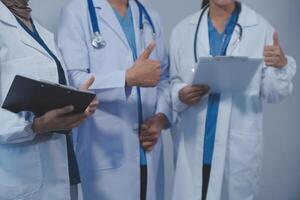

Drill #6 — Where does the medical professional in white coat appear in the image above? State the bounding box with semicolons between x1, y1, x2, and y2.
170;0;297;200
0;0;98;199
57;0;171;199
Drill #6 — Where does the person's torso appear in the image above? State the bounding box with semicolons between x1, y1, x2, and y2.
171;4;271;200
0;3;70;199
64;1;166;199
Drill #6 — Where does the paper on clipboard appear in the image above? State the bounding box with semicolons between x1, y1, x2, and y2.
192;56;263;94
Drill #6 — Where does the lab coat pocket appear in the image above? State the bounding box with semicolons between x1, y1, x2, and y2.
227;130;263;197
86;116;124;171
230;95;263;135
0;144;42;200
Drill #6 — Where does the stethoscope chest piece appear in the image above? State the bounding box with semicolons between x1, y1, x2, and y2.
92;32;106;49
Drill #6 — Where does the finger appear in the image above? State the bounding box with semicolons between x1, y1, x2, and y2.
85;107;96;116
63;113;87;125
185;92;202;100
273;32;279;46
263;51;274;57
88;105;98;111
140;135;157;142
193;84;210;90
190;86;210;93
145;147;154;152
55;105;74;116
264;46;275;52
139;42;156;60
265;59;275;66
264;57;276;63
89;100;99;107
70;118;86;129
186;89;208;99
265;62;275;67
142;141;155;151
80;75;95;91
189;97;201;105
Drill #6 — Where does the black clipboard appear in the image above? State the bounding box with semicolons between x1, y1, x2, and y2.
2;75;96;117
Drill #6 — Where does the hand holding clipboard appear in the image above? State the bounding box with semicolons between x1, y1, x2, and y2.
2;75;99;134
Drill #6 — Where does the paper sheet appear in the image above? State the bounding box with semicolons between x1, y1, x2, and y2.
192;56;263;94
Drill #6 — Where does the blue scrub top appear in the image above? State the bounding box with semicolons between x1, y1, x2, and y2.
203;8;239;165
113;7;147;166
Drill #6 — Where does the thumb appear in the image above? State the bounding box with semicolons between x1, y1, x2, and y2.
273;32;280;46
139;42;156;60
80;75;95;91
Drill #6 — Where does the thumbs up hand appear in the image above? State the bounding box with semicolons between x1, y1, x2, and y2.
126;42;161;87
263;32;288;68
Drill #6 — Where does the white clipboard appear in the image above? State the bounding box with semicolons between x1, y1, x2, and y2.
192;56;263;94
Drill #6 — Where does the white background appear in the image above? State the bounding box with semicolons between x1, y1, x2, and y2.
30;0;300;199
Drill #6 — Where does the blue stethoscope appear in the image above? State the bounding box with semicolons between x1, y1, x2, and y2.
194;2;243;62
87;0;156;49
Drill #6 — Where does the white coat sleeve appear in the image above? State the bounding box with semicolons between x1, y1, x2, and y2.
0;46;37;144
169;30;189;116
261;27;297;104
0;64;36;144
57;7;127;102
153;13;172;124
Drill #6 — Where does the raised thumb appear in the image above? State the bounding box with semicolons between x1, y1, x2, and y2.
139;42;156;60
273;32;280;46
80;75;95;91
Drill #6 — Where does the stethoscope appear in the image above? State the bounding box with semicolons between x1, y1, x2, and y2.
87;0;156;49
194;2;243;63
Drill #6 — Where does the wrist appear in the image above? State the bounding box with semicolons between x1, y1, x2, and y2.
126;67;136;87
279;56;288;69
32;117;47;134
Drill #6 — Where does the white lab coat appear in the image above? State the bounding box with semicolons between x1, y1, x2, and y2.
57;0;171;200
170;3;296;200
0;2;71;200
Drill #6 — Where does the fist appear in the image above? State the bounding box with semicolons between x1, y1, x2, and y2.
179;85;209;106
140;113;168;151
264;32;287;68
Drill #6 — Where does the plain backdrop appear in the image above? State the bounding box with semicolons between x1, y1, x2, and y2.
29;0;300;199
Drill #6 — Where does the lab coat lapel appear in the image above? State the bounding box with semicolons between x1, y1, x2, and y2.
227;4;259;56
94;0;130;50
0;2;18;28
226;27;241;56
34;21;57;57
18;22;54;60
0;2;52;59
